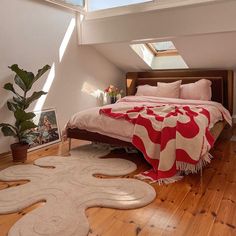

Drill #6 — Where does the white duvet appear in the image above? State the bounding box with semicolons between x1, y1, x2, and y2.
63;96;231;142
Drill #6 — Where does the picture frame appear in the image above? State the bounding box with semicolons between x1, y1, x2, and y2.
28;108;61;151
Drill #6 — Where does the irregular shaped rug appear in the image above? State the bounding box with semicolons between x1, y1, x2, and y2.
0;145;156;236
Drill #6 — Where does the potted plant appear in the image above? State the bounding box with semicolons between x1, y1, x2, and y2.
0;64;51;162
104;85;123;104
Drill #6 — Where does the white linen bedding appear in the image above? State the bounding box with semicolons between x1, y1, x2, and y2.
63;96;231;142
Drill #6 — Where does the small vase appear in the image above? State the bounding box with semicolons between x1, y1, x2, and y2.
110;96;117;104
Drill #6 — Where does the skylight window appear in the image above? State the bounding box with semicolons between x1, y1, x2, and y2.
88;0;152;12
131;41;188;69
146;41;178;56
63;0;84;7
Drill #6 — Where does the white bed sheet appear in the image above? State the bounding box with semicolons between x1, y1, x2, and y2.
64;96;231;142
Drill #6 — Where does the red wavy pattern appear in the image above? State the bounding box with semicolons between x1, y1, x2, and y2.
100;105;214;182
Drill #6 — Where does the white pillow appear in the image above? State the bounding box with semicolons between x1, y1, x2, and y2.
180;79;212;100
156;80;182;98
135;85;158;96
135;80;182;98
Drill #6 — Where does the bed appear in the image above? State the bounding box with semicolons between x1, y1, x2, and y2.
66;69;234;147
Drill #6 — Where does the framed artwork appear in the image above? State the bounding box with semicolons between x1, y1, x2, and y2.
28;108;61;151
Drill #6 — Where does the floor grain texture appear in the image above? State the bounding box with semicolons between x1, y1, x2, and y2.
0;137;235;236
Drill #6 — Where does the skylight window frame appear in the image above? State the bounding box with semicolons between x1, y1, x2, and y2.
45;0;86;13
44;0;216;20
87;0;154;12
145;43;179;57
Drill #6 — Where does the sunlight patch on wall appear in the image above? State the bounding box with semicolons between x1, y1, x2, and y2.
130;44;153;68
59;18;76;62
80;14;85;22
81;81;105;105
34;63;56;111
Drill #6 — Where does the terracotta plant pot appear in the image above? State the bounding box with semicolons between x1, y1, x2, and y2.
10;143;29;162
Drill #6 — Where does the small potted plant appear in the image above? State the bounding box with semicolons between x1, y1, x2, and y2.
0;64;51;162
104;85;123;104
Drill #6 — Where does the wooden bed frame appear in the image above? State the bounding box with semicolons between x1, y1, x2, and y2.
67;69;234;148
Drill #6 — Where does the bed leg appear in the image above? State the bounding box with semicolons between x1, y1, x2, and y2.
68;138;72;152
200;166;203;193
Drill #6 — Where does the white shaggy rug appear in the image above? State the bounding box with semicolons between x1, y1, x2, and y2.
0;145;156;236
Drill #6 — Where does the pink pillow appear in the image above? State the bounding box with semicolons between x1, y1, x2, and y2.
180;79;212;101
156;80;182;98
136;80;182;98
135;85;157;96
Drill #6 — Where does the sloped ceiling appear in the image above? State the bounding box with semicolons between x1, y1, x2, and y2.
94;42;150;72
87;1;236;114
93;31;236;72
173;31;236;70
86;0;236;72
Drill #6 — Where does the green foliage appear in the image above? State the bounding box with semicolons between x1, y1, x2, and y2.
0;64;51;144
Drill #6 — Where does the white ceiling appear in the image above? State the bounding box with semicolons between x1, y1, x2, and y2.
93;31;236;72
94;42;150;72
174;31;236;70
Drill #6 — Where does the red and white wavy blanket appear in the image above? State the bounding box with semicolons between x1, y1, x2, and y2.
100;97;231;184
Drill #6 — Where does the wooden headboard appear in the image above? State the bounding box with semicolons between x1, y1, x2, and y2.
126;69;234;115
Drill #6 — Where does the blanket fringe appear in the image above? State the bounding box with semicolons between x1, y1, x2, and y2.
135;152;213;185
135;173;183;185
176;152;213;174
156;174;183;185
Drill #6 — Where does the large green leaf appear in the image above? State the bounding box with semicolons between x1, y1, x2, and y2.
14;75;27;92
13;96;25;109
25;91;47;107
4;83;23;100
7;101;19;112
0;123;16;130
14;109;35;123
20;120;37;132
4;83;16;93
9;64;34;92
33;65;51;84
1;126;16;137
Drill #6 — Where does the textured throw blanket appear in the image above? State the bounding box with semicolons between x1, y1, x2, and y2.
100;104;215;184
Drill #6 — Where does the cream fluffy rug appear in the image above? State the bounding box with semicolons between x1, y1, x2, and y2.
0;145;156;236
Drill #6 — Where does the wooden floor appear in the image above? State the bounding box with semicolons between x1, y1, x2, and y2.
0;137;235;236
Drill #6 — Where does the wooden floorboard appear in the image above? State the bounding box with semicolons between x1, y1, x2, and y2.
0;137;235;236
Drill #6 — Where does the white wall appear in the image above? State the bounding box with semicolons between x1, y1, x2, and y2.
0;0;124;154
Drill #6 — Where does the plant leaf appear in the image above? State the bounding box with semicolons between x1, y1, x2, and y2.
1;126;16;137
19;120;37;132
4;82;23;100
7;101;18;112
0;123;16;130
14;109;35;123
9;64;34;92
13;96;25;109
4;83;16;93
25;91;47;106
33;65;51;84
14;75;27;92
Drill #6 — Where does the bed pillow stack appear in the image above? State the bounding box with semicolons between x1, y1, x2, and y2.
135;79;212;101
135;80;181;98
